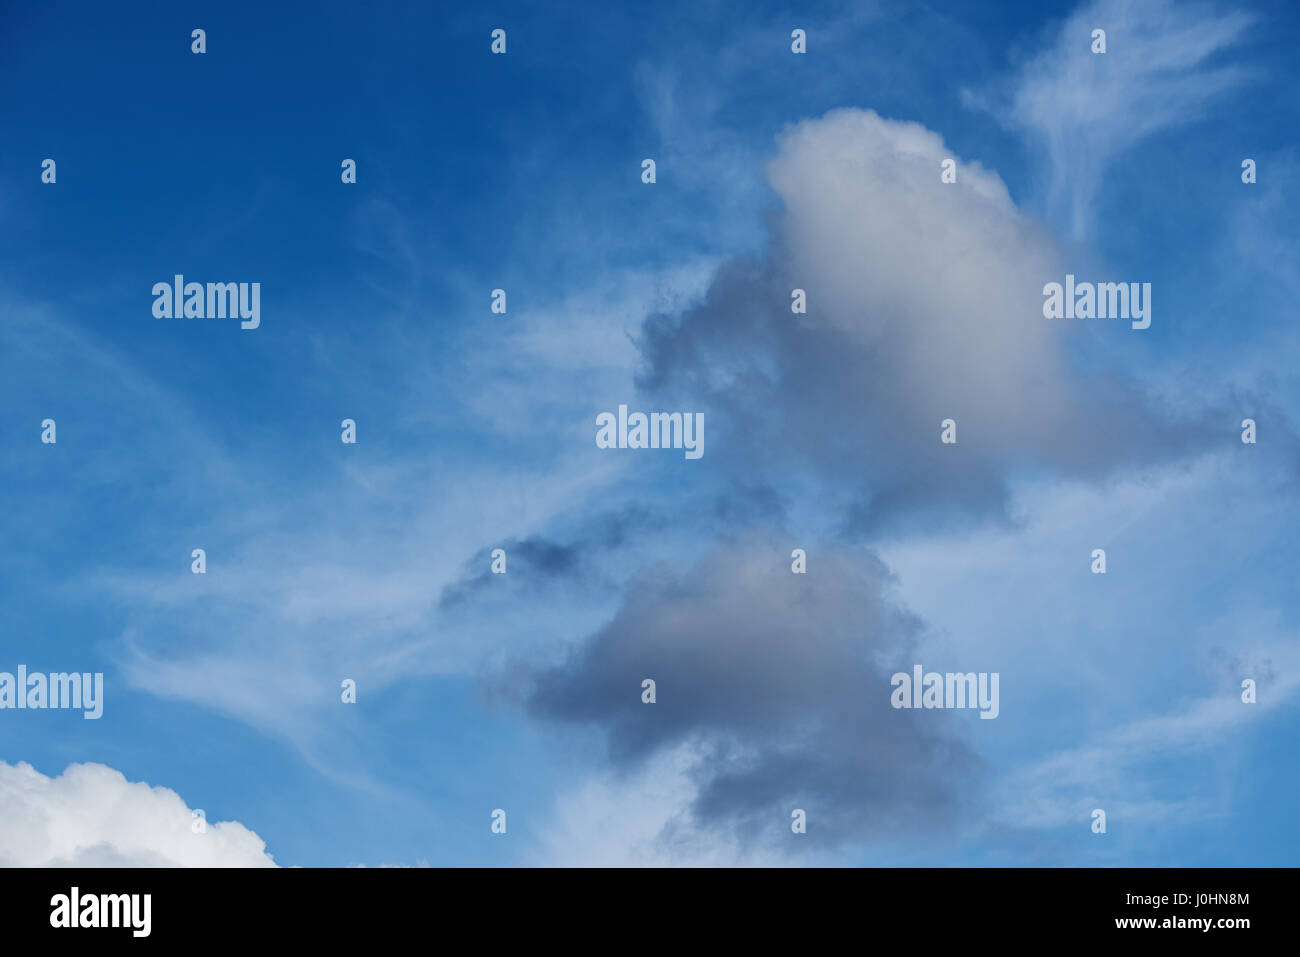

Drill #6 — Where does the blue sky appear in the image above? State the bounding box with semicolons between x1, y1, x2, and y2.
1;0;1298;866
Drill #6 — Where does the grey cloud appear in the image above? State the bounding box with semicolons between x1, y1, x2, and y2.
636;108;1226;536
525;538;982;850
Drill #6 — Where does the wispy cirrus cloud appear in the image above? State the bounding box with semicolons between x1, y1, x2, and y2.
968;0;1255;240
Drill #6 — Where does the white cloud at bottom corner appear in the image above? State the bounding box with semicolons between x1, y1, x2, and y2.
0;760;278;867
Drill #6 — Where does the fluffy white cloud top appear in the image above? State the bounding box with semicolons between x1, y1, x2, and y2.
0;761;277;867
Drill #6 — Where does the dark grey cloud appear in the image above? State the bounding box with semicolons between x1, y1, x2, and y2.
437;538;571;610
524;537;982;849
438;506;663;609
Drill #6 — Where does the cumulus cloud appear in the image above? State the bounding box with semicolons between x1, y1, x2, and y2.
0;761;277;867
638;107;1221;535
523;537;982;850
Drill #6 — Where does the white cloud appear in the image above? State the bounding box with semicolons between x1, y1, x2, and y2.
0;761;277;867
